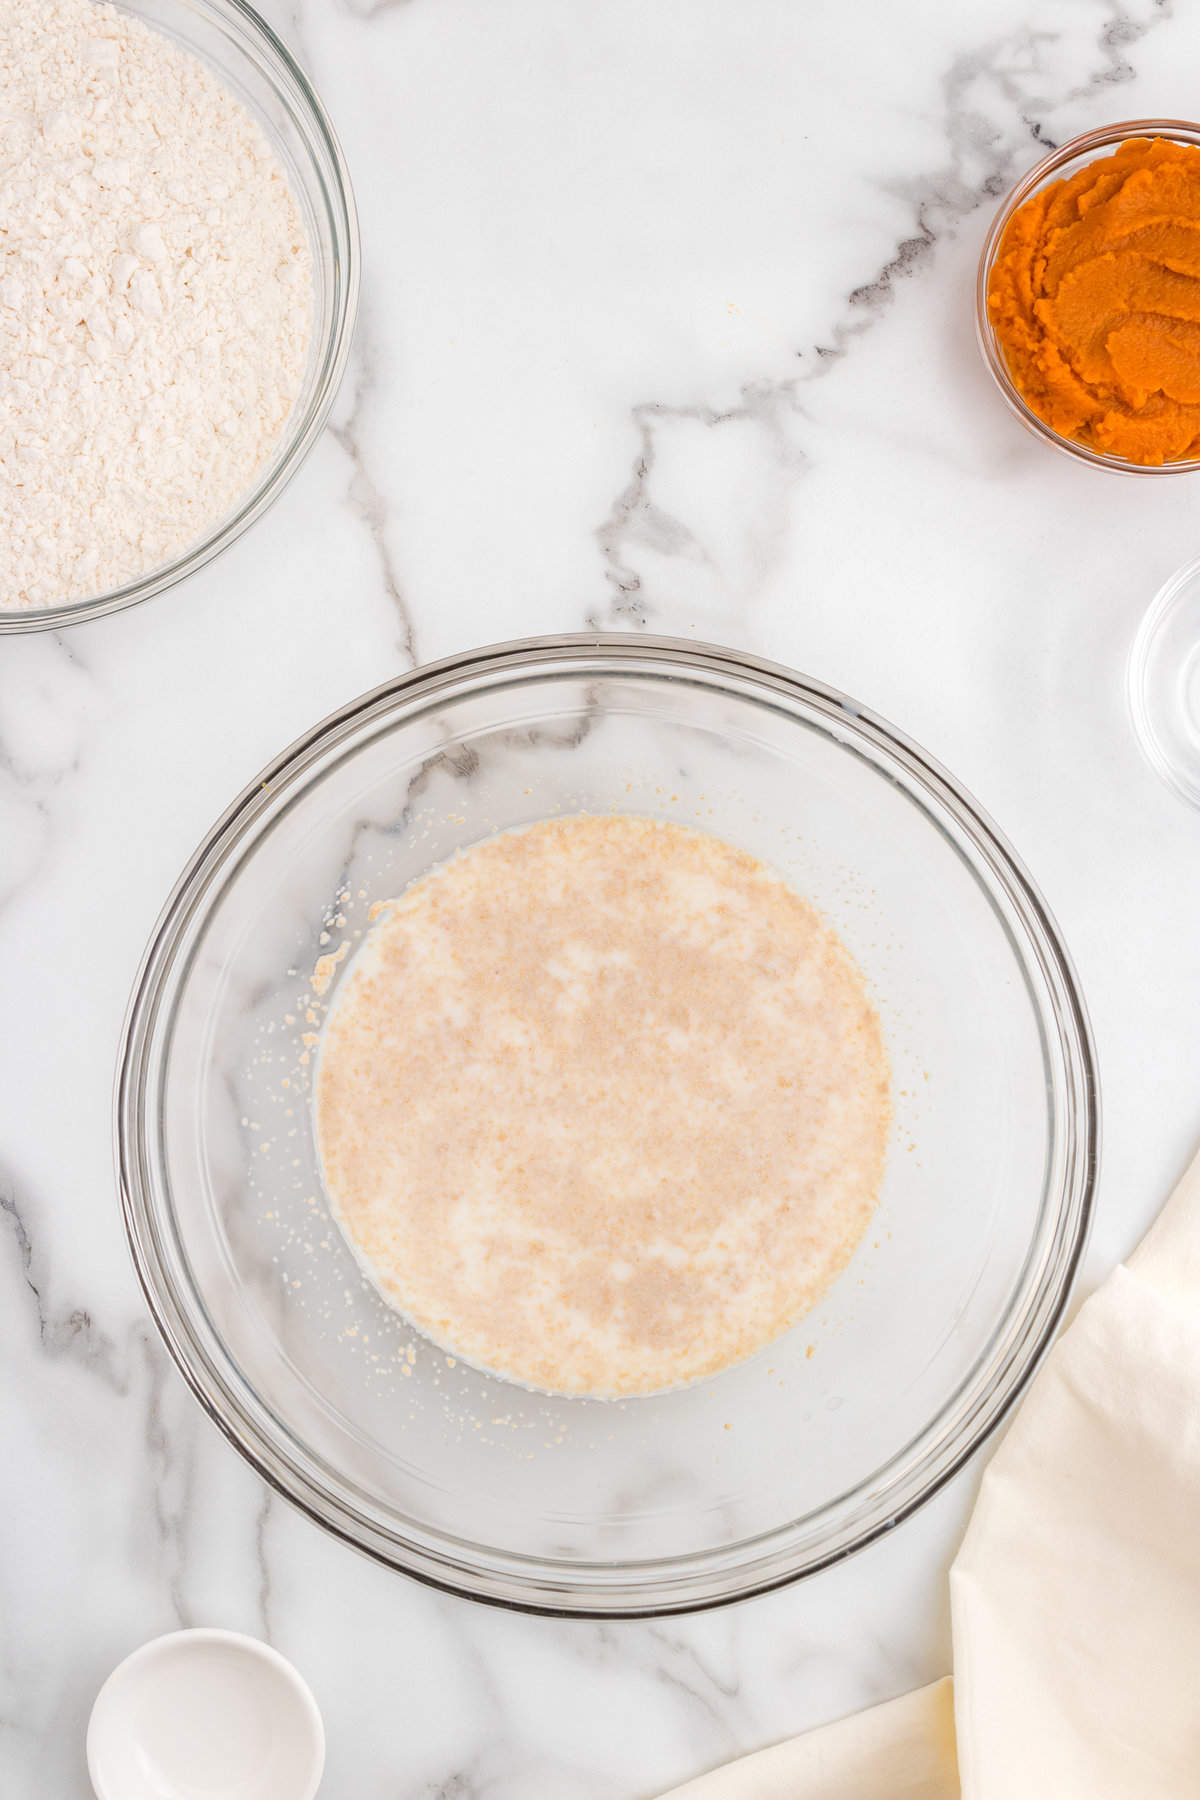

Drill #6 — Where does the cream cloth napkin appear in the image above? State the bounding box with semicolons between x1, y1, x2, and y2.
659;1148;1200;1800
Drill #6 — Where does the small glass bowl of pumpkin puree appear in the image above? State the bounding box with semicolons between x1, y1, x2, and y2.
977;120;1200;472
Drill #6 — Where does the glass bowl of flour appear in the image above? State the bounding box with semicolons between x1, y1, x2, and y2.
117;636;1099;1615
0;0;358;631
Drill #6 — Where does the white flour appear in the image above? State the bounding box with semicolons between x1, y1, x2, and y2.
0;0;313;609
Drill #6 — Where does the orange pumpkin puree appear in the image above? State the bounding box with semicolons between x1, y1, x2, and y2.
987;137;1200;464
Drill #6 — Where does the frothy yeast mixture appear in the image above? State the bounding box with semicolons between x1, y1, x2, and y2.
314;815;891;1398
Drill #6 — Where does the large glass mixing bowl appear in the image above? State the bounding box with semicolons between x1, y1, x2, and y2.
117;636;1098;1615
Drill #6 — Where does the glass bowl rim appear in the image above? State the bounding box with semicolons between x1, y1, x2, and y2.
0;0;360;636
975;117;1200;476
1127;549;1200;807
115;632;1100;1616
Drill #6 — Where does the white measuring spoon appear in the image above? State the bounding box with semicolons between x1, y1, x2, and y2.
87;1628;324;1800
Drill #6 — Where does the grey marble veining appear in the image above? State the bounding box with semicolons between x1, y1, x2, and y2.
3;0;1200;1793
592;0;1174;633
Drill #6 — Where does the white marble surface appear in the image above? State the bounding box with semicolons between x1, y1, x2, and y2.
4;0;1200;1791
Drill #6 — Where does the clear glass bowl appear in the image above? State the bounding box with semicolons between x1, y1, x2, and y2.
976;119;1200;475
117;636;1099;1615
0;0;359;635
1129;553;1200;806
